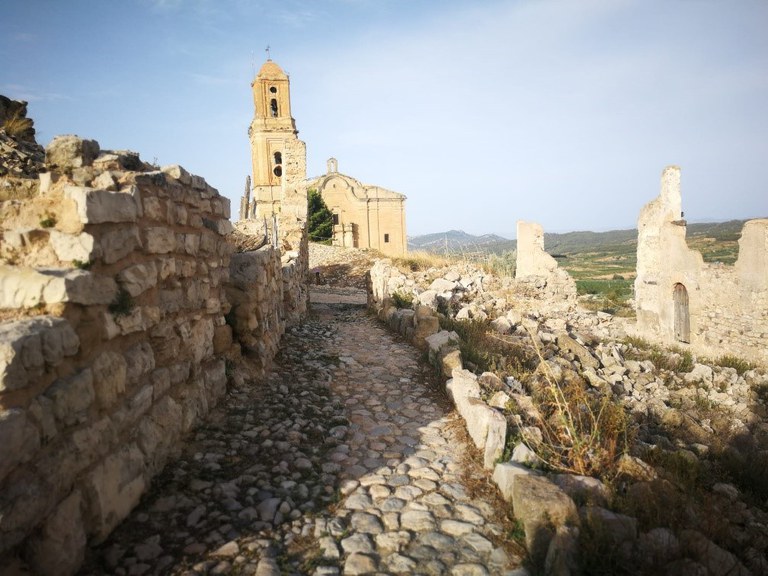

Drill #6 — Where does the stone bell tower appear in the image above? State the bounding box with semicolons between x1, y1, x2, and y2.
245;58;302;219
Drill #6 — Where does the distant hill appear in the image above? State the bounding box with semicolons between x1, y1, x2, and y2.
408;220;753;264
407;230;516;254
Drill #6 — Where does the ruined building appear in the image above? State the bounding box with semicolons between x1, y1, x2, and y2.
307;158;407;256
635;165;768;365
240;59;407;256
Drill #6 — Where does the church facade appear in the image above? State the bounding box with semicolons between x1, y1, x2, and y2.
241;59;407;256
307;158;407;256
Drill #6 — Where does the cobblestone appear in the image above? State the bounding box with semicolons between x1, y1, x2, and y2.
79;288;522;575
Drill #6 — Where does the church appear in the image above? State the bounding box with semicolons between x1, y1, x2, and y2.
240;58;407;256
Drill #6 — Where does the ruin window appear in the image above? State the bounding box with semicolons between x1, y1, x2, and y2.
333;213;339;225
270;98;278;117
274;151;282;165
673;283;690;343
269;86;277;93
384;233;390;243
273;166;282;177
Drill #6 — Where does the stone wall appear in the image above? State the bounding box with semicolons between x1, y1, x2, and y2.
516;220;577;300
635;166;768;366
0;134;307;574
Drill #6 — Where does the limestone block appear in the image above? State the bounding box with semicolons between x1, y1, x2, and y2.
161;164;192;185
425;330;460;365
417;290;438;308
413;315;439;348
49;230;98;263
137;395;183;474
0;408;41;482
91;350;127;410
142;197;167;222
492;462;536;502
511;474;579;567
64;186;139;224
580;506;637;546
0;266;116;308
25;489;86;576
483;408;507;469
0;316;79;391
84;444;146;542
203;217;233;236
205;358;227;401
441;350;463;376
70;416;115;466
46;368;95;427
446;369;481;408
143;227;176;254
124;341;155;385
557;333;600;370
27;396;58;442
429;278;457;292
46;135;100;169
213;325;233;354
183;233;200;255
117;261;159;297
99;225;141;264
92;170;116;191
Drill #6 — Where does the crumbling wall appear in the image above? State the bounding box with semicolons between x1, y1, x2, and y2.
515;220;577;299
635;166;768;365
0;129;312;574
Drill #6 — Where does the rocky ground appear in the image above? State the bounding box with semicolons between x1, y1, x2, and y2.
79;284;524;575
308;244;377;289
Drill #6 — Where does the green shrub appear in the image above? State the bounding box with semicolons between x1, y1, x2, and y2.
108;286;134;317
715;354;753;375
391;291;413;309
307;189;333;243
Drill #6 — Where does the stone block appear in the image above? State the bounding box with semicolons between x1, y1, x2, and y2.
213;324;233;354
511;474;579;567
425;330;460;365
0;316;79;391
124;341;155;385
24;489;86;576
557;333;600;370
46;136;100;169
137;396;183;474
0;267;116;308
161;164;192;185
446;369;481;407
49;231;98;263
47;368;95;427
84;444;146;542
441;350;462;375
117;261;158;297
27;396;58;442
64;186;139;224
91;350;127;410
492;462;535;502
580;506;637;546
143;227;177;254
0;408;41;482
99;225;141;264
413;315;439;348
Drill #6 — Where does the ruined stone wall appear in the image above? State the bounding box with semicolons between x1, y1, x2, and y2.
0;134;307;574
515;220;577;300
635;166;768;365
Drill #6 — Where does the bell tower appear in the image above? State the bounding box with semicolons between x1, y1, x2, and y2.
247;58;299;218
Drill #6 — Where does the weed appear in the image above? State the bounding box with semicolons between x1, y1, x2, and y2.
392;250;453;272
72;259;92;270
525;333;634;477
391;290;414;309
2;111;33;138
108;286;135;317
715;354;753;376
39;215;56;228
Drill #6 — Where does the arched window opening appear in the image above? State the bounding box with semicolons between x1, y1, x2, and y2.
673;283;690;343
273;166;282;177
274;152;282;165
270;98;278;117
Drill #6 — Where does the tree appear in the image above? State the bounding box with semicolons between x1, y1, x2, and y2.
307;189;333;243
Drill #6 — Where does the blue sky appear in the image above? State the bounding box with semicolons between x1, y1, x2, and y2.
2;0;767;237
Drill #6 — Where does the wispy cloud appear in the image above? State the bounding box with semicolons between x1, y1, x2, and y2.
0;84;72;102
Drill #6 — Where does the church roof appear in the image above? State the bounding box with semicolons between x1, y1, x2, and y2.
257;59;288;80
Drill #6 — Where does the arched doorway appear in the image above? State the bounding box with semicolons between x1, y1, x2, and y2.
673;283;690;343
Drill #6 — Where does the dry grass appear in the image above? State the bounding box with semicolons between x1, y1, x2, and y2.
391;250;456;273
2;113;33;138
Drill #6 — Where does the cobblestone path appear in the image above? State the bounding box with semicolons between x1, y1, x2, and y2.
80;289;522;575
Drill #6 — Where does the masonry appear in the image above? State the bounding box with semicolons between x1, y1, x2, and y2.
0;118;308;572
634;165;768;365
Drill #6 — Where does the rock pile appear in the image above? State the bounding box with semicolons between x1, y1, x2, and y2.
0;95;45;183
368;256;768;575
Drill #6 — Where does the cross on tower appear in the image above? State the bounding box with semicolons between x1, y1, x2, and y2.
265;45;271;60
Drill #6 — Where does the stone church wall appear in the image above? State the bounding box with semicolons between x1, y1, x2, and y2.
0;135;307;574
635;166;768;366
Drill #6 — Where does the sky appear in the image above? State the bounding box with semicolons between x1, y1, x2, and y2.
2;0;767;237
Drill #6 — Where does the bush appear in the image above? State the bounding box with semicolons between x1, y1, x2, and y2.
391;291;413;309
